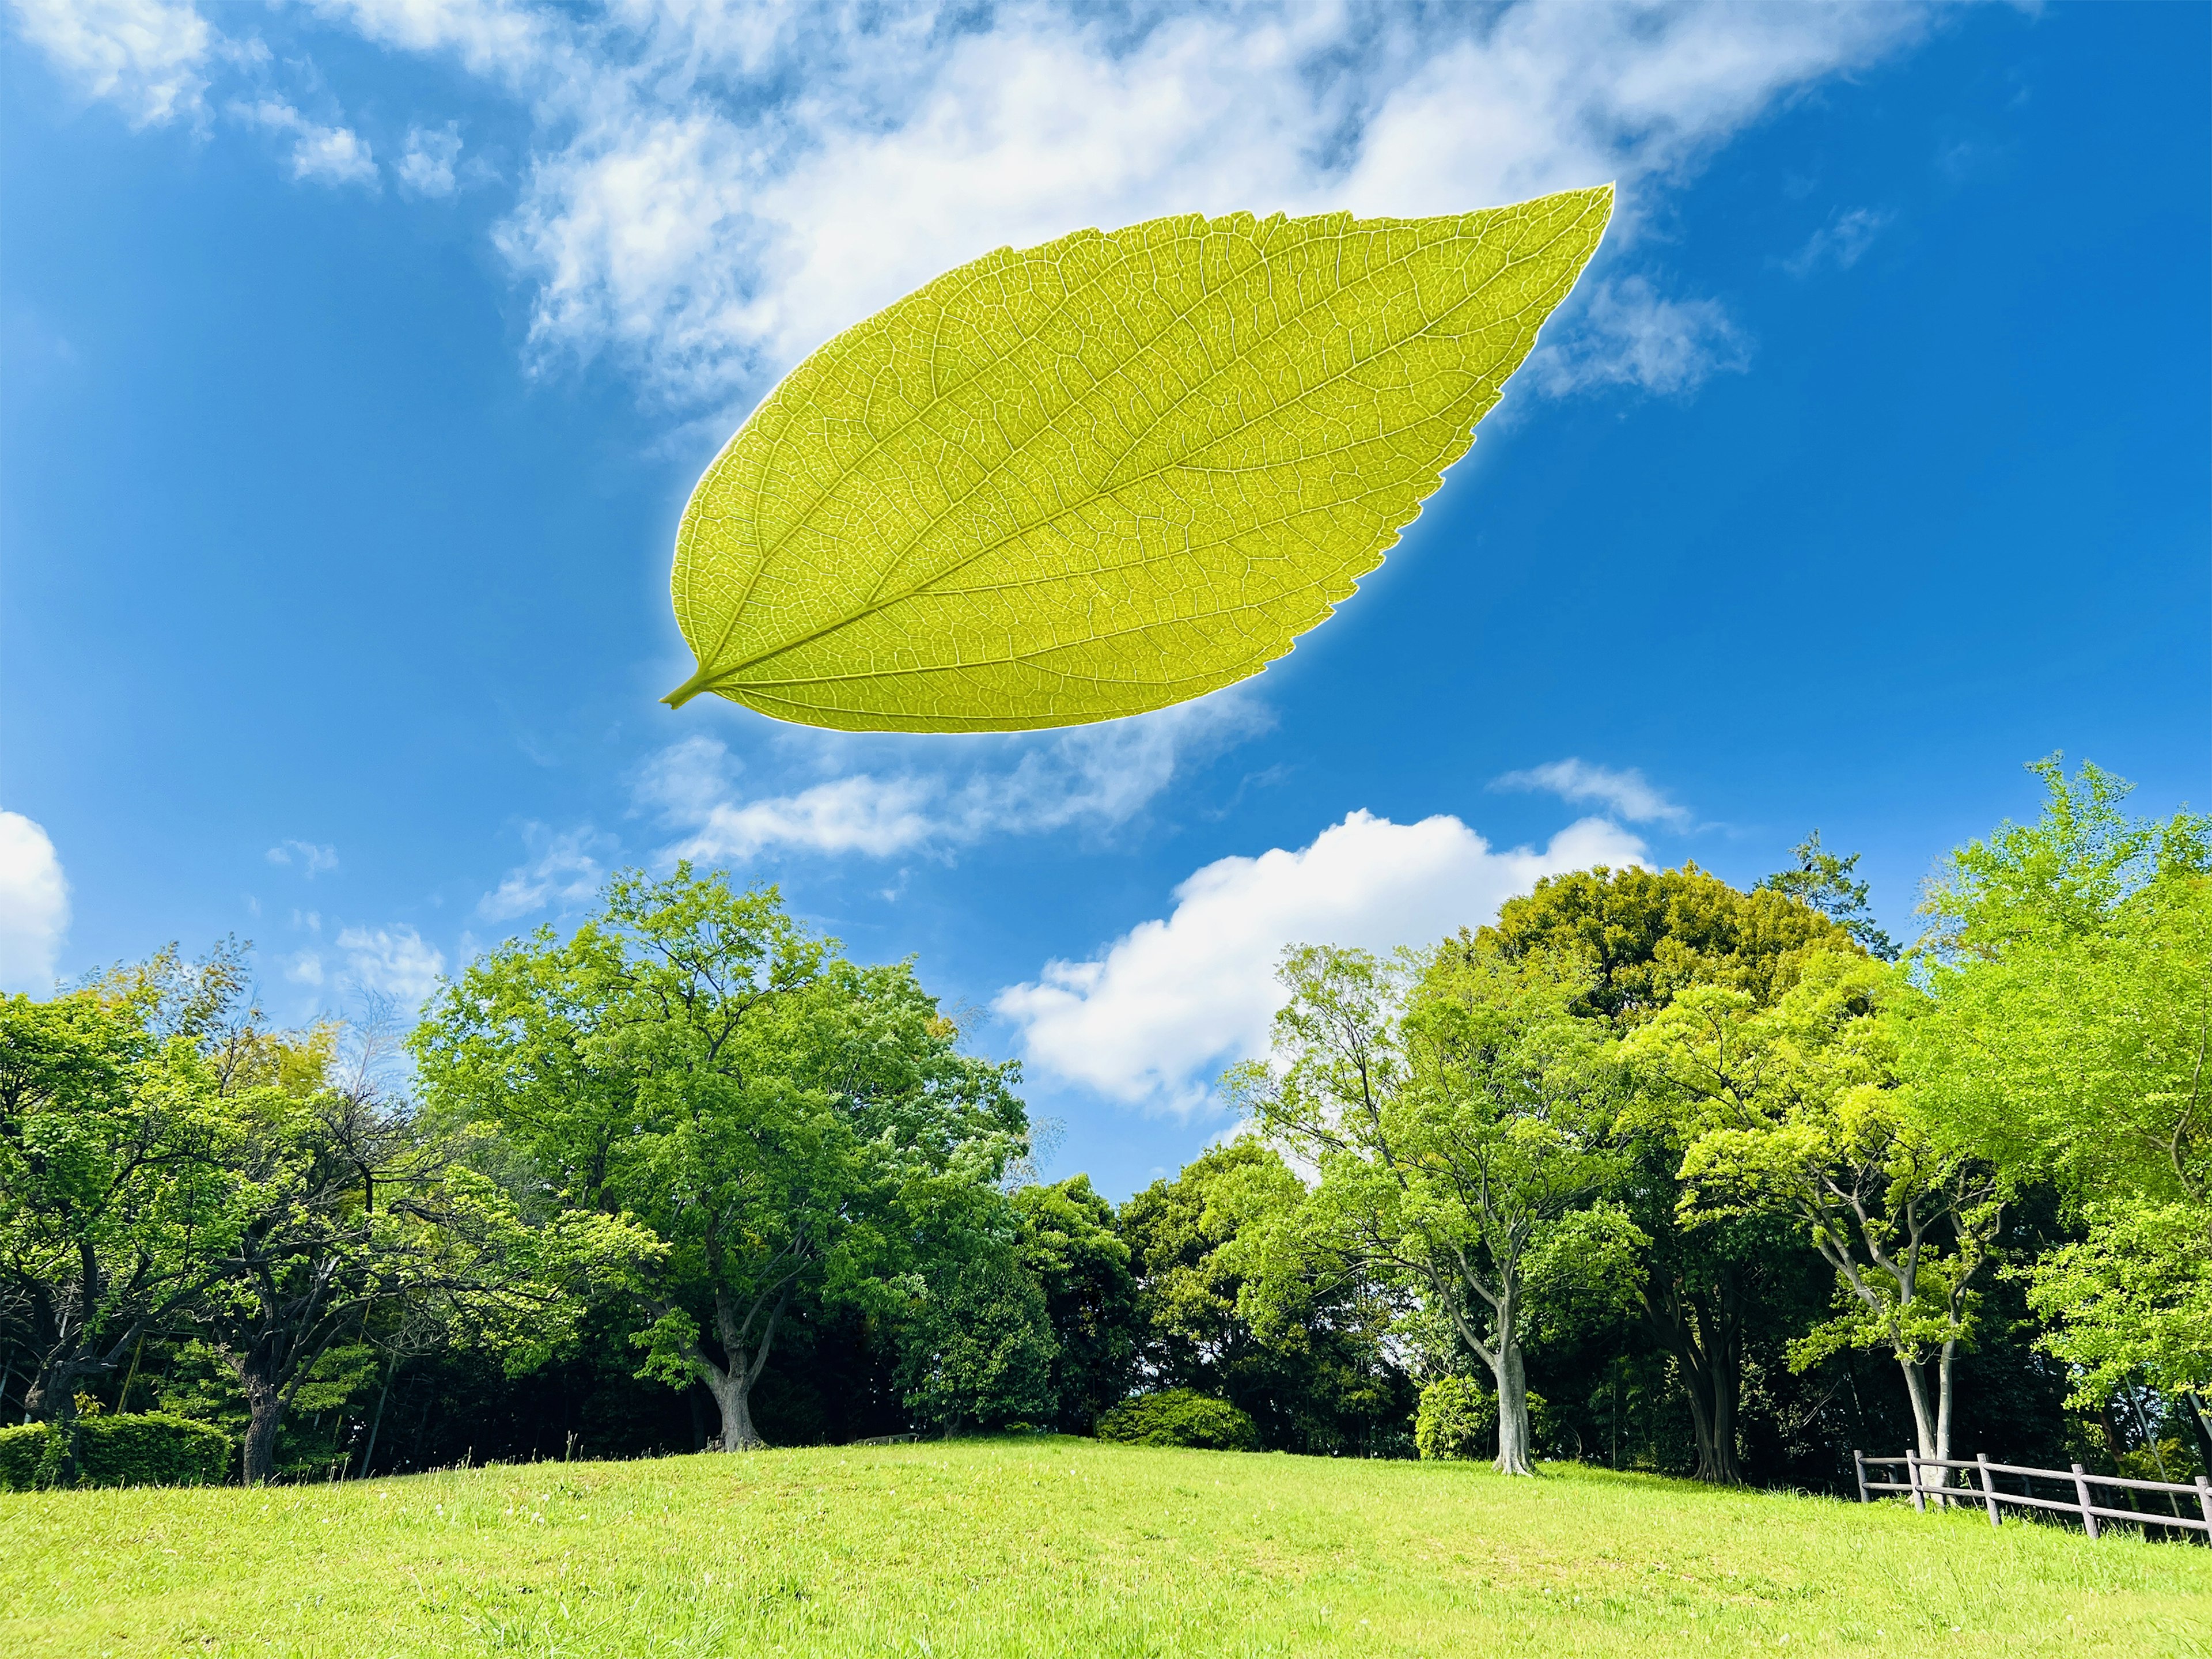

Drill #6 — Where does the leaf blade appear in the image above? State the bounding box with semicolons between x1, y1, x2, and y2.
668;189;1613;731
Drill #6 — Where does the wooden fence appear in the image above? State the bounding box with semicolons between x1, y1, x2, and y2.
1857;1450;2212;1540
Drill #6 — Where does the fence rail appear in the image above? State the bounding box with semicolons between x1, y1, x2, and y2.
1855;1450;2212;1540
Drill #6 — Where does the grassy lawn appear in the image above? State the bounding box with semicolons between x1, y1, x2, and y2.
3;1438;2205;1657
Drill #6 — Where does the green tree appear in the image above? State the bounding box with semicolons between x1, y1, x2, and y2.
1012;1176;1139;1431
1759;832;1899;960
414;867;1027;1450
1236;945;1635;1475
896;1251;1058;1435
1907;758;2212;1440
1118;1141;1407;1455
1475;863;1859;1483
0;979;225;1453
1627;953;2004;1476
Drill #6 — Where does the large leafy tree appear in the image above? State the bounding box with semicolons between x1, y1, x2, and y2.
414;867;1026;1450
1907;759;2212;1449
1237;945;1634;1475
0;976;228;1448
1627;953;2005;1476
1470;865;1855;1483
1118;1141;1407;1455
1012;1175;1140;1433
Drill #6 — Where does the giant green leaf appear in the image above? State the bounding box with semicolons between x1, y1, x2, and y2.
665;188;1612;732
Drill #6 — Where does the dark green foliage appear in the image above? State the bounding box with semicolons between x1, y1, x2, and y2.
897;1255;1058;1434
0;1423;52;1490
1013;1176;1141;1432
1119;1143;1415;1457
1095;1389;1259;1452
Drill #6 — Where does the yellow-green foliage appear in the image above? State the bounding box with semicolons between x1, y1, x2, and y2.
1415;1376;1497;1461
1094;1389;1259;1451
3;1438;2206;1656
666;191;1611;732
0;1414;232;1491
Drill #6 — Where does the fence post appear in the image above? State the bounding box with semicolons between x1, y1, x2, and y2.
2070;1463;2099;1540
1906;1453;1926;1514
1976;1453;1999;1529
2196;1476;2211;1544
1854;1450;1868;1505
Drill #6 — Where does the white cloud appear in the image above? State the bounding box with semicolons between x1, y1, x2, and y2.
9;0;213;125
641;692;1266;863
488;1;1930;404
0;810;71;993
266;838;340;876
233;98;378;187
1491;759;1691;828
1527;276;1753;398
995;809;1647;1115
396;122;462;195
1782;206;1892;276
12;1;1937;406
334;924;445;1005
283;949;325;986
479;823;615;921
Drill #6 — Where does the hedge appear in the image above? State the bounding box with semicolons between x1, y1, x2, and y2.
0;1414;232;1490
0;1423;51;1491
1095;1389;1260;1452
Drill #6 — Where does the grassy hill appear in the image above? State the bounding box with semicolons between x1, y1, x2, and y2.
3;1438;2205;1656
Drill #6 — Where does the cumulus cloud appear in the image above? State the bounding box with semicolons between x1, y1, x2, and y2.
334;924;445;1005
233;98;378;187
1781;206;1892;276
1490;759;1691;828
995;810;1647;1115
641;693;1267;863
9;0;213;125
0;810;71;993
266;838;340;876
17;1;1938;405
479;823;616;921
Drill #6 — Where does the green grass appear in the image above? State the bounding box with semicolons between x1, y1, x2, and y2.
3;1439;2205;1657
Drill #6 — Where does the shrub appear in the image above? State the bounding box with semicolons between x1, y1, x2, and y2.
75;1412;232;1487
1095;1389;1259;1452
0;1423;56;1491
0;1415;231;1490
1415;1376;1497;1461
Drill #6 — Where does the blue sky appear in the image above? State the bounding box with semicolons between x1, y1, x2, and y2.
4;1;2206;1196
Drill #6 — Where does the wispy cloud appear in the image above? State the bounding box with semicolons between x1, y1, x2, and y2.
1527;276;1752;399
639;694;1270;865
266;838;340;876
1781;206;1892;276
232;99;378;187
478;823;616;922
16;1;1938;407
334;924;444;1005
1490;759;1691;828
10;0;212;126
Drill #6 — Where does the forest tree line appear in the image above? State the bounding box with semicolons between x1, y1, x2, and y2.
2;758;2204;1495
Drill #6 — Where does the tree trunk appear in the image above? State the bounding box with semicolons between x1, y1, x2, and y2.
241;1372;285;1485
1491;1305;1534;1477
706;1368;763;1452
1645;1277;1745;1486
356;1357;397;1479
1897;1353;1938;1465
